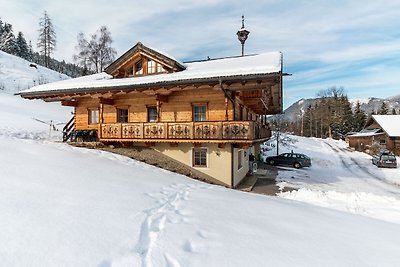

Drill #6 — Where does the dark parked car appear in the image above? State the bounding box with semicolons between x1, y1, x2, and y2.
372;150;397;168
265;153;311;169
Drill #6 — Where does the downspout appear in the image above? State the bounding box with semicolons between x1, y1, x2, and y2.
231;144;234;188
279;52;283;113
219;78;235;188
99;103;104;140
219;78;235;121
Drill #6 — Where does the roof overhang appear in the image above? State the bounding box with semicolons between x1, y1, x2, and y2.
18;72;281;99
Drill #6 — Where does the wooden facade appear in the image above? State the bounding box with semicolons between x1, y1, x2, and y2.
71;87;271;144
20;42;284;187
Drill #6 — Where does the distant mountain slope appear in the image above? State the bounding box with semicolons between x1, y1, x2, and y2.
276;96;400;122
357;96;400;114
0;50;70;94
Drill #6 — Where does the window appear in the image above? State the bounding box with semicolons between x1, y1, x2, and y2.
193;148;207;167
147;106;158;122
127;66;133;77
148;60;156;74
380;139;386;145
157;63;166;73
88;109;99;124
193;105;207;122
117;108;128;123
238;150;243;169
135;60;143;75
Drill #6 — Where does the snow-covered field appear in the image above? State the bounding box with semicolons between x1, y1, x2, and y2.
2;88;400;265
262;134;400;224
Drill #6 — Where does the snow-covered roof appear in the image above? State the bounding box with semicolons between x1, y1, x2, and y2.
372;115;400;137
348;128;382;137
19;52;282;96
104;42;186;74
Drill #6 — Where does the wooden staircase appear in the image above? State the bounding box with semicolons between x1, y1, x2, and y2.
62;116;75;142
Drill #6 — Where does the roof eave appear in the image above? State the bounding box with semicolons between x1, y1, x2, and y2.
19;72;282;99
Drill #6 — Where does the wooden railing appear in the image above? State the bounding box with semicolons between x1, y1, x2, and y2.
100;121;270;141
62;116;75;142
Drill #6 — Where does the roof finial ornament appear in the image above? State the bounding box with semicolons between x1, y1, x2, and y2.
237;15;250;56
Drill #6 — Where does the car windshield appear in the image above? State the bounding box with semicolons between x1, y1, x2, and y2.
381;155;396;161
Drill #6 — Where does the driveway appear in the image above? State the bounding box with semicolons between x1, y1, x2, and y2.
250;162;294;195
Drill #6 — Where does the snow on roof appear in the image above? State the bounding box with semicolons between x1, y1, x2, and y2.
348;128;382;137
146;45;186;68
372;115;400;137
19;52;282;96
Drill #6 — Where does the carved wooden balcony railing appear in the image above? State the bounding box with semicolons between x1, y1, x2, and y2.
100;121;270;141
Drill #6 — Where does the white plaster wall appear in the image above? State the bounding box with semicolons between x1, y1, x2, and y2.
232;147;250;187
154;143;232;186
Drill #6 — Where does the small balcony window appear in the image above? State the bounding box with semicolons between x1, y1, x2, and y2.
135;60;143;75
193;105;207;122
88;109;99;124
117;108;128;123
148;60;156;74
193;148;207;167
148;106;158;122
157;63;166;73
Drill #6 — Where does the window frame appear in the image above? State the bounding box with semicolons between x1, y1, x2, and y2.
117;108;129;123
157;63;166;73
147;106;158;122
192;148;207;168
147;59;157;74
135;59;143;76
192;103;208;122
88;108;99;125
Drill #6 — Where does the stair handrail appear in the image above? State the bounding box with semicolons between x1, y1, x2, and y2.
62;116;75;142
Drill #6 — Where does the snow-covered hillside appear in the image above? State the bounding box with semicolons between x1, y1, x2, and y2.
1;91;400;266
0;50;69;94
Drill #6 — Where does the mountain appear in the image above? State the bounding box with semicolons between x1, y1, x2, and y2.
357;96;400;114
276;96;400;122
0;50;70;94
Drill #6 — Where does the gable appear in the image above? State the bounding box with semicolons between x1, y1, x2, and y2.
370;115;400;137
105;42;186;78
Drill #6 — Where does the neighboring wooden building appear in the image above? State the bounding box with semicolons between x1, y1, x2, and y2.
19;42;285;188
348;115;400;155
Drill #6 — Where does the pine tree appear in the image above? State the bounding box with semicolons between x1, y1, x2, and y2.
0;23;18;55
353;101;367;132
337;95;354;137
16;32;30;60
377;102;389;115
37;10;56;67
28;41;34;61
0;18;4;38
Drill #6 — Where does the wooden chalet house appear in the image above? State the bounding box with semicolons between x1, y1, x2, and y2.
19;42;284;188
347;115;400;155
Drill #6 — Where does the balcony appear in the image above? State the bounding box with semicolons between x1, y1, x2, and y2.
100;121;270;142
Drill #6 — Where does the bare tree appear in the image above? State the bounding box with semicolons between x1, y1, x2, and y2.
37;11;56;67
74;26;117;73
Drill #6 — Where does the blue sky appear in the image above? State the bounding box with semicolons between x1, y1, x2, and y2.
2;0;400;108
